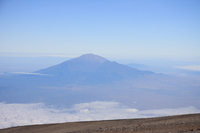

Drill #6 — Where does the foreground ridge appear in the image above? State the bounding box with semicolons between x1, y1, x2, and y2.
1;113;200;133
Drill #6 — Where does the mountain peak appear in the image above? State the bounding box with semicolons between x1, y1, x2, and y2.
76;53;108;63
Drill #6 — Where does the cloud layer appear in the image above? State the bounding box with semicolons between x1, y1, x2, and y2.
0;101;200;129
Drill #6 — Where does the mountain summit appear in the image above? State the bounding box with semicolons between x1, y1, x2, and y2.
74;53;108;64
36;54;109;75
36;54;155;85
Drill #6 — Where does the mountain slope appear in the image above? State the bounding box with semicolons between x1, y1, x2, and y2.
1;113;200;133
35;54;155;85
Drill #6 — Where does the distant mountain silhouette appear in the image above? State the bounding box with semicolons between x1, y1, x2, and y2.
1;54;199;109
35;54;155;85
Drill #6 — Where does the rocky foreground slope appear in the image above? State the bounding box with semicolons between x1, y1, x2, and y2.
0;113;200;133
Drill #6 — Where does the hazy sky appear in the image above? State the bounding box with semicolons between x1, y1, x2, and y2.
0;0;200;59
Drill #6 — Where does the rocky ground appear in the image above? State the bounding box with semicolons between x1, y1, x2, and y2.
0;113;200;133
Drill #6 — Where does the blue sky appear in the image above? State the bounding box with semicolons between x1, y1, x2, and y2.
0;0;200;59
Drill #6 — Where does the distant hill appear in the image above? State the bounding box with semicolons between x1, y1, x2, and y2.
35;54;155;85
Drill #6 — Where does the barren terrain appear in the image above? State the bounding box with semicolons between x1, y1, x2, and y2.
0;113;200;133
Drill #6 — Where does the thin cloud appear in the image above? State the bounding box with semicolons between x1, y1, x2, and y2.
0;101;199;129
9;72;53;76
0;52;78;58
174;65;200;71
0;73;6;75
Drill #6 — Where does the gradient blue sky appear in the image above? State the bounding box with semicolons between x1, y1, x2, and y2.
0;0;200;59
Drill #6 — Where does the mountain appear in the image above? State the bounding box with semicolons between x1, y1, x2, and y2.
1;54;199;110
35;54;155;85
